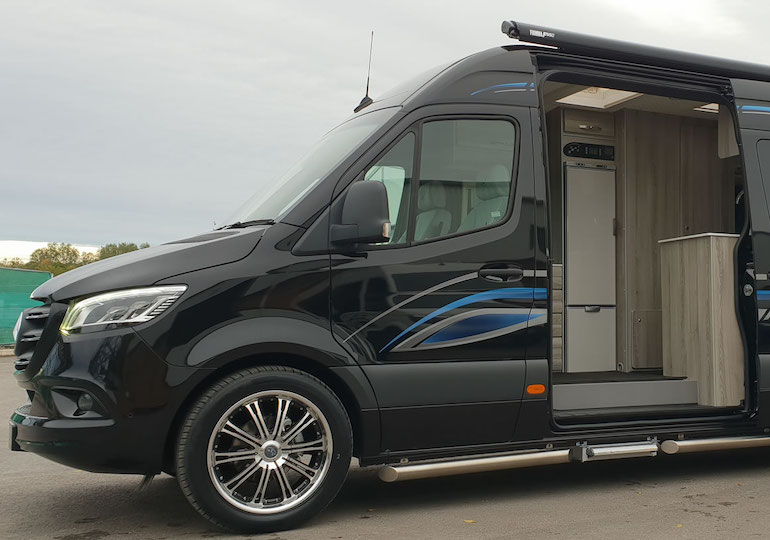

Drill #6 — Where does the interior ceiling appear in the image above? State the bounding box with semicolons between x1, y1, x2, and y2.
544;82;719;119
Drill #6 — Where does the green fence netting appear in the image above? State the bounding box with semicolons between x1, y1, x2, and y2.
0;268;52;345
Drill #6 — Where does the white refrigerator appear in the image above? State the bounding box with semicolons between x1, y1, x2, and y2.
564;165;617;373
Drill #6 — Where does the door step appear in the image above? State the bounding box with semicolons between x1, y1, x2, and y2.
552;379;699;410
569;440;658;462
377;435;770;482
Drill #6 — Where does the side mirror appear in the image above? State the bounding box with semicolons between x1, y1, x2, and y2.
331;181;392;245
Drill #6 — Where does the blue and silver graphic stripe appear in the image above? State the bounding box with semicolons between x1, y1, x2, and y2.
381;287;547;352
739;105;770;115
392;307;547;352
343;272;478;342
471;82;535;96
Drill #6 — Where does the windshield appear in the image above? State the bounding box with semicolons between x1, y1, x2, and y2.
224;107;398;226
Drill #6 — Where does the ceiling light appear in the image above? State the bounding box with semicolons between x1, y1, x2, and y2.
557;87;642;109
693;103;719;113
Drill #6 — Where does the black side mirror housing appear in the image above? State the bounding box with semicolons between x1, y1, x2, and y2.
331;181;392;245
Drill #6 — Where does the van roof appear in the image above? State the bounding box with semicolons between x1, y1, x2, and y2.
503;21;770;83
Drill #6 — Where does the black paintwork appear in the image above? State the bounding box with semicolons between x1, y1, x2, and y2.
32;228;267;302
11;28;770;475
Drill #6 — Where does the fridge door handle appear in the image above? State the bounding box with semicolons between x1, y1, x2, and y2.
584;306;601;313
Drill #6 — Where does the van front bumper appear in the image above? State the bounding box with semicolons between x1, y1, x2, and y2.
10;322;207;474
9;403;126;472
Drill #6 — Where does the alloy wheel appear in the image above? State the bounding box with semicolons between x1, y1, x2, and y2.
206;390;332;514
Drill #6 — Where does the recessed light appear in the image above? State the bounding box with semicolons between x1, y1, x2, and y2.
693;103;719;113
556;87;642;109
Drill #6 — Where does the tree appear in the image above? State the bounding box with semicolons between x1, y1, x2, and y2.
97;242;150;260
26;243;84;275
29;243;80;266
0;257;25;269
79;252;99;265
0;241;151;275
98;242;140;260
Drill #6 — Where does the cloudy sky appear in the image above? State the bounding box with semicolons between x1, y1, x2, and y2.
1;1;768;246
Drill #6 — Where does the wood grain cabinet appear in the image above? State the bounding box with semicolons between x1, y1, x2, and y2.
659;233;744;407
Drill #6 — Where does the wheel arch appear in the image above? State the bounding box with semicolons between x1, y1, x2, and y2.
163;349;380;474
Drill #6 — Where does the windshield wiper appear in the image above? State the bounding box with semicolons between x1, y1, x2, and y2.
218;219;275;230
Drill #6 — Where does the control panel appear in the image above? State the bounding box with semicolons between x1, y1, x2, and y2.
563;142;615;161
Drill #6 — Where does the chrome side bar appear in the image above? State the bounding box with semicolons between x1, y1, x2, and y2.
570;440;658;462
661;436;770;455
378;449;571;483
379;435;770;483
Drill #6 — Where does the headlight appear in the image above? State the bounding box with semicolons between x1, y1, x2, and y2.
60;285;187;335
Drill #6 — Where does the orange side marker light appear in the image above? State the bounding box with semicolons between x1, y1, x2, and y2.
526;384;546;395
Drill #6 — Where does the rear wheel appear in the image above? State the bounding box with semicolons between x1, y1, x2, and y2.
176;366;352;533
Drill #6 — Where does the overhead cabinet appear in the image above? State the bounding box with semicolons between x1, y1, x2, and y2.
563;109;615;138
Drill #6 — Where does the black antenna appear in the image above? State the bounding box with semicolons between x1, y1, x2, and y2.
354;31;374;113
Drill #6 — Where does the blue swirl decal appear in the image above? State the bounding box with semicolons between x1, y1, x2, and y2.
423;312;531;344
471;82;534;96
739;105;770;114
381;287;547;352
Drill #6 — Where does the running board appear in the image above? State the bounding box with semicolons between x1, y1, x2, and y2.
660;435;770;455
379;449;571;482
378;435;770;482
569;440;658;462
379;440;655;482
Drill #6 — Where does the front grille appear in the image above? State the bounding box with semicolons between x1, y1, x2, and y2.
14;305;51;371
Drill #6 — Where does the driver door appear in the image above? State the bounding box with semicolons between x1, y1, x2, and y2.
330;106;541;453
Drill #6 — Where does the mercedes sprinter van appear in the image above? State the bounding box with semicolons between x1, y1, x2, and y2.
11;21;770;532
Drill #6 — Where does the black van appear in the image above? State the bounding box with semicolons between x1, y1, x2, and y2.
11;21;770;532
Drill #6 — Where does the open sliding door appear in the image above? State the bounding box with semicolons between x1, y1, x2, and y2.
731;79;770;418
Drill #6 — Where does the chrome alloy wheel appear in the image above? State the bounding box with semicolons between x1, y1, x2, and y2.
206;390;332;514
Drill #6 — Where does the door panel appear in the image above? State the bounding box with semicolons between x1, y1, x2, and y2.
364;361;526;451
566;307;616;372
330;107;539;452
565;165;616;306
732;79;770;275
730;78;770;420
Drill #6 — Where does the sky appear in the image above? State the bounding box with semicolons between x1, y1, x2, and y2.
1;1;768;246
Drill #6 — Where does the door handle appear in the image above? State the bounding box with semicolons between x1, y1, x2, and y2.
478;266;524;282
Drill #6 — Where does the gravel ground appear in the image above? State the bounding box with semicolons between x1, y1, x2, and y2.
3;357;770;539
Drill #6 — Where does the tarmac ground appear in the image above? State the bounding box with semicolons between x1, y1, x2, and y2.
2;356;770;539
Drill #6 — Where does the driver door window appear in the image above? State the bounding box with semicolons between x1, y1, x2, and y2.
358;118;516;246
417;119;516;241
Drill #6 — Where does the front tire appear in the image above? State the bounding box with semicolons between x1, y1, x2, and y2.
176;366;352;533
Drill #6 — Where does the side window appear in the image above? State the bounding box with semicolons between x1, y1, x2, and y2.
417;119;516;241
364;132;415;244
